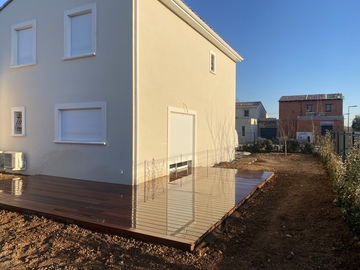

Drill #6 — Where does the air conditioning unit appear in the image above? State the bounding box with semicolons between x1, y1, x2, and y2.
4;151;26;171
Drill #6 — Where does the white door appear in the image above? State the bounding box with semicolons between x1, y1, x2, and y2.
168;112;194;172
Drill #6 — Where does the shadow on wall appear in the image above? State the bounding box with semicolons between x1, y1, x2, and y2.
206;107;236;164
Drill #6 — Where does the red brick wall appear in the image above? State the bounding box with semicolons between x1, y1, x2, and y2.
279;101;302;121
279;99;343;119
297;119;344;134
279;98;344;138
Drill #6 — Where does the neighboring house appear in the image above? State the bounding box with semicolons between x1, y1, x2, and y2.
0;0;243;185
279;93;344;141
258;118;278;141
235;101;267;144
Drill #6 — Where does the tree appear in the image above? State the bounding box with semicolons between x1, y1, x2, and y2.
278;119;296;155
351;115;360;132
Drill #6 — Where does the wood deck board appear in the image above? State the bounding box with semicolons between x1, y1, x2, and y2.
0;168;273;251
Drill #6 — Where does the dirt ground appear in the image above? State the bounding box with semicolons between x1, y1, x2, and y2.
1;153;360;269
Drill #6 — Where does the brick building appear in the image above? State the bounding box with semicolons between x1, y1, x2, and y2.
279;93;344;141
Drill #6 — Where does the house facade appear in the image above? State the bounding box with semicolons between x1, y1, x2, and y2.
0;0;242;185
235;101;267;144
278;93;344;141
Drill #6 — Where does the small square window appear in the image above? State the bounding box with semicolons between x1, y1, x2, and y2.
11;20;36;67
210;51;216;74
306;104;312;112
244;110;249;117
325;104;331;112
64;3;96;60
11;107;25;136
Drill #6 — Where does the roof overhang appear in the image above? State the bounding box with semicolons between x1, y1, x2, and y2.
158;0;243;63
0;0;13;11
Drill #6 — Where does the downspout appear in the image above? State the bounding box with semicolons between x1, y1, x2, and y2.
132;0;139;185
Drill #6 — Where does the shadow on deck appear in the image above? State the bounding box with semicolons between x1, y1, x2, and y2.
0;167;273;251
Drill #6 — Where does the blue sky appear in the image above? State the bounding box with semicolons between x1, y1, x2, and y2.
183;0;360;123
1;1;359;123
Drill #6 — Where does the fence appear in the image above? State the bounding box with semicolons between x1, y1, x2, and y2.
333;132;360;160
136;147;236;184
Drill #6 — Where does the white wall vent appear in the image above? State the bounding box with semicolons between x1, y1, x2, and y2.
4;151;26;170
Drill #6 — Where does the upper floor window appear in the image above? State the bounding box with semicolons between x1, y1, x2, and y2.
306;104;312;112
64;3;96;60
325;104;331;112
244;110;249;117
210;50;216;74
11;19;36;67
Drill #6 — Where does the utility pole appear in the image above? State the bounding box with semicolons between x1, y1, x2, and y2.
348;105;357;132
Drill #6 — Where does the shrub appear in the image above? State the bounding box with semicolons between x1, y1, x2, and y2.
318;131;334;163
339;143;360;235
301;142;314;154
264;139;273;152
240;139;274;153
252;139;264;152
318;132;360;238
286;139;301;153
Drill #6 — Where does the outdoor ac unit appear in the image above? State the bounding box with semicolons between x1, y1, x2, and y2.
4;151;26;171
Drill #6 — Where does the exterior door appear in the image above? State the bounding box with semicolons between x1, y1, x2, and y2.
168;112;194;174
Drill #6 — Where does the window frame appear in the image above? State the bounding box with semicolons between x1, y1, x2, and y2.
11;107;26;136
209;50;216;74
54;102;107;145
63;3;97;60
325;104;332;112
11;19;37;68
306;104;313;112
244;109;249;117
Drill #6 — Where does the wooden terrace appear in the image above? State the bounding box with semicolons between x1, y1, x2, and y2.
0;167;273;251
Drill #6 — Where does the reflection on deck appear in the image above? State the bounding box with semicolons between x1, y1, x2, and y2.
0;167;273;251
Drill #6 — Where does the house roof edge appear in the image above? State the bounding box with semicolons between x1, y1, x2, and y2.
158;0;243;62
0;0;13;11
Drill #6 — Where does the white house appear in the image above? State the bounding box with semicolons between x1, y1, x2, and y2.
235;102;268;144
0;0;243;185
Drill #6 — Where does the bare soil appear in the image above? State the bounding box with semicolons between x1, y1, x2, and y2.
1;153;360;269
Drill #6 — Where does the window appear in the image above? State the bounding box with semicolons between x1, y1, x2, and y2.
325;104;331;112
64;3;96;60
306;104;312;112
242;126;245;136
11;20;36;67
54;102;106;144
11;107;25;136
210;50;216;74
244;110;249;117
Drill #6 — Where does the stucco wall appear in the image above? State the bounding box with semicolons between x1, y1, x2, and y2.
0;0;134;184
136;0;238;183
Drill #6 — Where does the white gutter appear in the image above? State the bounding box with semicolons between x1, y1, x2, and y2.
158;0;243;63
